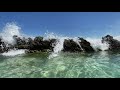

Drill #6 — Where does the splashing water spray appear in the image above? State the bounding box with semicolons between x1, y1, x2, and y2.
0;22;26;56
0;22;112;57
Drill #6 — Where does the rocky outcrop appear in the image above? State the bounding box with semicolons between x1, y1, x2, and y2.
13;35;29;49
23;37;95;53
3;34;119;53
28;36;56;51
79;38;94;52
63;38;94;52
13;36;57;52
0;38;3;52
0;40;10;53
63;39;82;52
0;35;96;53
102;35;120;51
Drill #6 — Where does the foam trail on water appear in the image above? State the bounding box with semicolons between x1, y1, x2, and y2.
2;49;25;56
86;38;109;51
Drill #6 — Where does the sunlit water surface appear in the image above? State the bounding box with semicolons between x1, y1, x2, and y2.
0;51;120;78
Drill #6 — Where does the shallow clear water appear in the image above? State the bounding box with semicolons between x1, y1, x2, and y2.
0;51;120;78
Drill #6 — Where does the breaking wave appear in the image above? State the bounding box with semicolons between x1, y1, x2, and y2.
0;22;23;45
86;38;109;51
0;22;120;58
0;22;26;56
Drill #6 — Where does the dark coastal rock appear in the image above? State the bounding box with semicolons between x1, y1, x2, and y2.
0;38;9;53
40;39;56;51
63;39;82;52
79;38;94;52
102;35;120;51
63;38;94;52
13;35;30;49
34;36;43;42
13;35;57;53
13;35;27;46
0;38;2;45
29;37;56;51
0;38;3;48
1;34;120;53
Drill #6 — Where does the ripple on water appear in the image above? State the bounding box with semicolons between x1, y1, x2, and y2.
0;52;120;78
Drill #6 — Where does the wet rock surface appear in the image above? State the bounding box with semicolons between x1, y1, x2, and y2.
0;38;9;53
63;39;82;52
102;35;120;51
79;38;94;52
63;38;94;52
2;35;120;53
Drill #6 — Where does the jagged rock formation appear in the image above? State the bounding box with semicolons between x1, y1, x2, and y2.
63;38;94;52
12;35;57;53
79;38;94;52
102;35;120;51
3;34;120;53
63;39;82;52
0;38;9;53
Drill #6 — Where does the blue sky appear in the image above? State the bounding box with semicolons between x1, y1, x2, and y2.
0;12;120;38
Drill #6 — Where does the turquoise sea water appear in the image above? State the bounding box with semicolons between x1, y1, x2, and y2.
0;51;120;78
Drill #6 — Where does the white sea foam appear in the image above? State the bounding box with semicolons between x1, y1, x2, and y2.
2;49;25;56
47;32;110;59
43;31;58;40
73;37;84;51
48;37;65;59
86;38;109;51
114;36;120;41
0;22;116;58
45;32;71;59
0;22;23;45
0;22;31;56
